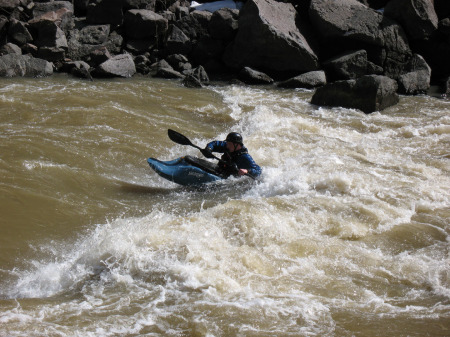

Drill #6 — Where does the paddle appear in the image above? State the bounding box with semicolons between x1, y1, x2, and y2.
167;129;255;180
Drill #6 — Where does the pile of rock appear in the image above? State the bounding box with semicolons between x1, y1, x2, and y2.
0;0;449;113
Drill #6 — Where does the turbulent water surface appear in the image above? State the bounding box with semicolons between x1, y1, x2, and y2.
0;75;449;336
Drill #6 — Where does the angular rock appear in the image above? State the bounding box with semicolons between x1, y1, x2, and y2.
182;74;202;88
8;19;33;46
191;65;209;84
309;0;411;78
0;16;7;45
166;53;192;73
323;50;368;82
77;24;110;45
0;54;53;77
165;24;191;55
311;75;399;114
0;42;21;55
384;0;438;40
152;59;184;79
93;54;136;78
33;1;74;18
209;8;239;41
124;9;168;40
224;0;319;74
61;60;93;80
239;67;274;85
397;54;431;95
29;8;75;36
87;0;123;25
278;70;326;89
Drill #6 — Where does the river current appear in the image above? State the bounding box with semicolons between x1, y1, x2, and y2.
0;75;448;336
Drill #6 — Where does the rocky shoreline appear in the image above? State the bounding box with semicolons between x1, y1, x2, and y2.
0;0;449;113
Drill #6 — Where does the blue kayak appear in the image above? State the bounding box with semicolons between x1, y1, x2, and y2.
147;156;224;186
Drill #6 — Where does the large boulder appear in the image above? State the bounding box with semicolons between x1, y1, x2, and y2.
93;54;136;77
33;1;74;19
311;75;399;114
384;0;438;41
397;54;431;94
209;8;239;41
7;19;33;46
238;66;274;85
322;50;368;82
124;9;168;40
223;0;319;75
165;24;191;55
278;70;327;89
0;54;53;77
309;0;411;79
87;0;123;25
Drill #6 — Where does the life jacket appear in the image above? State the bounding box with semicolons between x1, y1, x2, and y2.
218;147;248;176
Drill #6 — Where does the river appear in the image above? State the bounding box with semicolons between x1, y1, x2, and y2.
0;74;449;336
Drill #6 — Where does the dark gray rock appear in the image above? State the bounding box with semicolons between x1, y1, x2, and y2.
61;60;93;80
124;9;168;40
323;50;368;82
93;54;136;78
209;8;239;41
182;74;202;88
278;70;326;89
32;1;74;18
397;54;431;95
224;0;319;74
239;67;274;85
311;75;399;113
153;59;184;79
309;0;411;79
87;0;123;25
77;25;110;45
7;19;33;46
191;65;209;84
0;42;21;55
0;54;53;77
384;0;438;40
165;24;191;55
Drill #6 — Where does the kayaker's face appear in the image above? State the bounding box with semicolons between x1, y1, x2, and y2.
226;141;241;152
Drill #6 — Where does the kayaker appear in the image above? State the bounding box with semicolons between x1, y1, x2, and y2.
201;132;262;178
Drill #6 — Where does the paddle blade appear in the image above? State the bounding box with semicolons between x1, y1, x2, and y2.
168;129;193;146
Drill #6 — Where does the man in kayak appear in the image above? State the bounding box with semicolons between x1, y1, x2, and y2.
201;132;262;178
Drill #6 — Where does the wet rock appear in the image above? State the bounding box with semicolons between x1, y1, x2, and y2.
61;60;93;80
278;71;327;89
238;67;274;85
224;0;319;74
182;74;202;88
311;75;399;114
397;54;431;95
0;53;53;77
323;50;368;82
153;59;184;79
93;53;136;78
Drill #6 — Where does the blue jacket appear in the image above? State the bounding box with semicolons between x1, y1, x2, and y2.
206;141;262;178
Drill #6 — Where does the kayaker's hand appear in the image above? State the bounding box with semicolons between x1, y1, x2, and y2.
238;168;248;176
201;147;214;158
